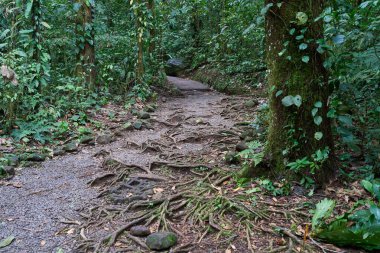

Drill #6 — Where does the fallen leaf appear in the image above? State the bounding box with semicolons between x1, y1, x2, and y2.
40;240;46;246
67;228;75;235
233;187;242;192
225;249;232;253
231;244;236;250
0;236;15;248
153;188;164;194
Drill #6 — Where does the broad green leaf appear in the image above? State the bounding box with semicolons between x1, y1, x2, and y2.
338;115;352;126
281;96;294;107
293;95;302;107
0;236;15;248
299;43;308;50
314;116;323;126
316;206;380;250
333;35;345;45
14;50;27;57
361;180;373;194
25;0;33;18
296;12;308;25
302;55;310;63
312;198;335;230
19;29;33;34
324;15;333;23
360;1;371;8
275;90;283;97
246;187;261;194
315;132;323;141
314;101;322;108
41;22;51;29
0;29;10;39
312;108;319;117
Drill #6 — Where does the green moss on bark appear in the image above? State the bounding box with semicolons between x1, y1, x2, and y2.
243;0;336;185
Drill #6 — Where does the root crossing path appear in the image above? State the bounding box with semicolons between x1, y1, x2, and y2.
1;77;262;253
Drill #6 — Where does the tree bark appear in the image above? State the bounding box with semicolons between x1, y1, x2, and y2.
147;0;156;54
31;0;41;61
245;0;336;185
76;0;96;90
135;0;144;83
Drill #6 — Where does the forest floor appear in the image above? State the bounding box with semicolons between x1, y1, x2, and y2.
0;77;366;253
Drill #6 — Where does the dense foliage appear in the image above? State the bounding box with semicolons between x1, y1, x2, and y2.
0;0;378;176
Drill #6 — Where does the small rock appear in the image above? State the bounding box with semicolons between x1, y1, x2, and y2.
96;134;114;145
244;99;259;108
138;111;150;120
130;226;151;237
236;142;249;152
109;194;127;204
26;153;46;162
64;142;78;152
144;122;154;130
240;129;255;140
131;109;139;116
7;156;19;166
225;152;240;165
79;135;94;144
114;129;124;137
146;232;177;251
53;147;66;156
3;166;15;177
293;185;306;196
133;121;143;130
145;105;156;113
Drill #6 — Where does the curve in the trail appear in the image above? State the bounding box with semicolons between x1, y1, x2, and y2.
167;76;210;91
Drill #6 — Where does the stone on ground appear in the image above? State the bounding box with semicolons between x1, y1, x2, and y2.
146;232;177;250
130;225;151;237
96;134;114;145
63;142;78;152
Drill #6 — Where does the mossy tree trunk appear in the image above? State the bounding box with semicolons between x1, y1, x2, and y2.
76;0;96;90
263;0;336;185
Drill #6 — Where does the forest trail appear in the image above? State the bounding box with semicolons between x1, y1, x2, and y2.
1;77;262;252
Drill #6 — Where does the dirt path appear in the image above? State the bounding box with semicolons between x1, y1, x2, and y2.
1;77;253;252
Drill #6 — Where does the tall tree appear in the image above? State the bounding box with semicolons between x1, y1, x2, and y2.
135;0;144;83
260;1;336;184
76;0;96;90
147;0;156;54
31;0;41;61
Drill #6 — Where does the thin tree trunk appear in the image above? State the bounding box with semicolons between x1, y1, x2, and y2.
147;0;156;54
136;0;144;83
76;0;96;90
31;0;41;61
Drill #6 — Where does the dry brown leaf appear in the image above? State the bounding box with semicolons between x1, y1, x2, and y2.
67;228;75;235
153;188;164;194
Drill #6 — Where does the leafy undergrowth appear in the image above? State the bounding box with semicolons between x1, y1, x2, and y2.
0;97;159;179
190;65;266;95
312;180;380;251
